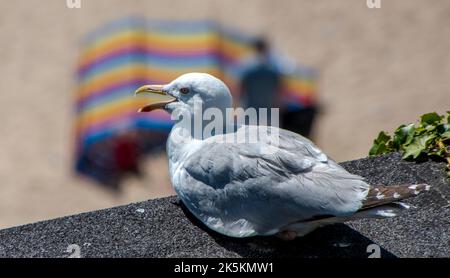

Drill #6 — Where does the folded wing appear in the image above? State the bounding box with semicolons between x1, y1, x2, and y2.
177;126;370;237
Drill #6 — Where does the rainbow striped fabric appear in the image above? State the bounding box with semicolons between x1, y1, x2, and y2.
75;17;317;184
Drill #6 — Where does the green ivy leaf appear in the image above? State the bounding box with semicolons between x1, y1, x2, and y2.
425;125;436;132
442;130;450;139
420;112;443;126
393;123;415;148
369;143;387;156
436;123;450;134
402;134;436;159
376;131;391;143
369;131;392;156
414;126;427;135
429;149;445;158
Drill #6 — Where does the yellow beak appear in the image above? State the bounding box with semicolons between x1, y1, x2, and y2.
134;85;167;96
134;84;176;112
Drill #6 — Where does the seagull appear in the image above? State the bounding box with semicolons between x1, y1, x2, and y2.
135;72;430;240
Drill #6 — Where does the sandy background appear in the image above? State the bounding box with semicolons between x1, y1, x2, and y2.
0;0;449;229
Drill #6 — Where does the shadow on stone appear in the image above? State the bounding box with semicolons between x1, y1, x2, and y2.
176;200;396;258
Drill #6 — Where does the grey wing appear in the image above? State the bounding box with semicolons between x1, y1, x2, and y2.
177;126;370;237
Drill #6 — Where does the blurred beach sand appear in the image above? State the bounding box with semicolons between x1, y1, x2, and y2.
0;0;449;228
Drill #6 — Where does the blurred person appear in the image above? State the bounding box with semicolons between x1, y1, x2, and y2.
240;37;317;137
240;38;282;126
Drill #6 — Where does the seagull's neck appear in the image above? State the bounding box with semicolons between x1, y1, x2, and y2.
166;123;199;177
169;103;234;139
166;111;235;165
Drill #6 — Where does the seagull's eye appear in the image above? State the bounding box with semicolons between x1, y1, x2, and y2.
180;87;190;94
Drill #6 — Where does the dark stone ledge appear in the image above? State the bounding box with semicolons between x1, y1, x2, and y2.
0;153;448;258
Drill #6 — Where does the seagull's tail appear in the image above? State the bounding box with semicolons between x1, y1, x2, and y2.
354;183;430;219
279;183;431;238
361;183;430;210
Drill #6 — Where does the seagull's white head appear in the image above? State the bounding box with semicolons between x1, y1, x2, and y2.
135;73;233;117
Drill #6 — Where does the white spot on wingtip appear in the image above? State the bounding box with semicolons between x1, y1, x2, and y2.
376;193;385;200
393;192;401;198
396;202;410;209
425;185;431;191
414;190;420;195
376;209;397;217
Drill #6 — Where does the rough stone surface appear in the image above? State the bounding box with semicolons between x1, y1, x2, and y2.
0;153;448;258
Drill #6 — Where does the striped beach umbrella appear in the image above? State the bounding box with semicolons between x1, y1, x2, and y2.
74;17;317;187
